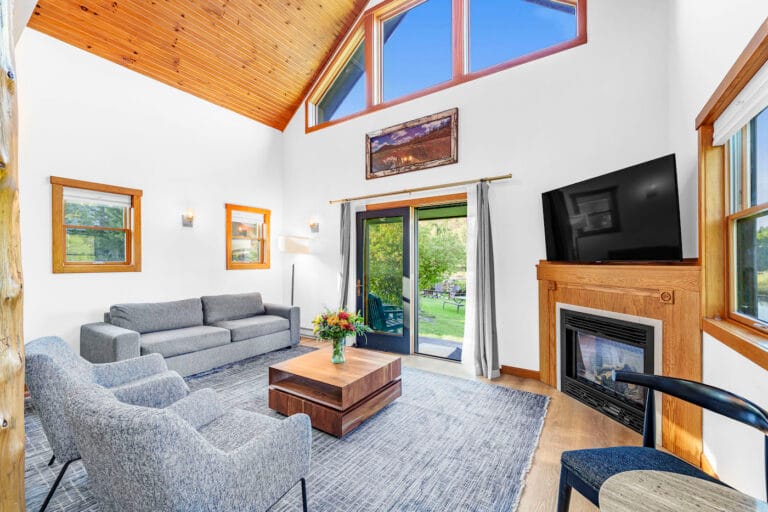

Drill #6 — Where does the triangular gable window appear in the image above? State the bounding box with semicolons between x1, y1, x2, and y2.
306;0;585;132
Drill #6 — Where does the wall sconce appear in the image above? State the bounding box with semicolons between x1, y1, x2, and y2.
182;208;195;228
309;219;320;233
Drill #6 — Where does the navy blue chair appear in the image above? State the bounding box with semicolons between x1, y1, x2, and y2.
557;371;768;511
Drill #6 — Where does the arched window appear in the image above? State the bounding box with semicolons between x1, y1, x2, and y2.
306;0;586;131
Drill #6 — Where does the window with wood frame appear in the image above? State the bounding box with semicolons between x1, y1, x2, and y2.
697;18;768;372
306;0;585;131
51;177;142;273
726;107;768;328
226;204;270;270
316;33;366;125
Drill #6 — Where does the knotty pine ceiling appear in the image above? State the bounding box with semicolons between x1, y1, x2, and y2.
28;0;368;130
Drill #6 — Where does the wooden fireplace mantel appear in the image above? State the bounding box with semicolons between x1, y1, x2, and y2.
537;259;703;466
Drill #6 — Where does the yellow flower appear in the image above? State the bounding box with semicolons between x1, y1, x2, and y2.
327;315;339;326
312;314;323;325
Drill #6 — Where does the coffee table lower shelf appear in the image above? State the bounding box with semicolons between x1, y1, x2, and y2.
269;378;402;437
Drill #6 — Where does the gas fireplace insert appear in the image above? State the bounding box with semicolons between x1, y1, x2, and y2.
560;309;654;433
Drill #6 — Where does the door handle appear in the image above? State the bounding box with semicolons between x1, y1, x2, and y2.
356;279;362;297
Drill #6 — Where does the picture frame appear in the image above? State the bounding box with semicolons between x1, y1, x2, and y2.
365;108;458;180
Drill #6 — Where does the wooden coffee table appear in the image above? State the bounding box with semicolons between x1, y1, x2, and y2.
268;347;402;437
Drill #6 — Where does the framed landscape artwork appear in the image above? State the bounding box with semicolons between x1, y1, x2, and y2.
366;108;458;179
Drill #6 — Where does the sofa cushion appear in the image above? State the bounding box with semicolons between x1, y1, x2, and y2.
213;315;289;342
110;299;203;334
140;326;230;358
201;293;265;324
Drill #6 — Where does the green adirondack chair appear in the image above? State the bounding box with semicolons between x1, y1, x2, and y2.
367;293;403;333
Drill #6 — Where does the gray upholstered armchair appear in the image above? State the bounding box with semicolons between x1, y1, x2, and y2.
25;336;189;511
65;384;312;512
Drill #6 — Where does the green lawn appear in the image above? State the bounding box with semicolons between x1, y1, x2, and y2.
417;296;465;342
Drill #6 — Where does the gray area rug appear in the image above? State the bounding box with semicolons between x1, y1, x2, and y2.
25;346;549;511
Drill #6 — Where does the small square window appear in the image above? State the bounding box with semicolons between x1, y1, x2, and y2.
51;177;142;273
226;204;271;270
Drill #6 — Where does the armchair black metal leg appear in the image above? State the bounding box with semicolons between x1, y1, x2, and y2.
40;459;75;512
557;469;572;512
301;478;308;512
47;455;55;466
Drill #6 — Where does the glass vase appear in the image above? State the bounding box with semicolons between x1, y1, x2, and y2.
331;339;346;363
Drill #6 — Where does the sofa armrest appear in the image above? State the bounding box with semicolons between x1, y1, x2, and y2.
91;353;167;387
167;388;225;429
80;322;140;363
264;303;300;345
110;370;189;409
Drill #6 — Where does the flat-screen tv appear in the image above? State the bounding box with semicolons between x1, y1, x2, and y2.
542;154;682;263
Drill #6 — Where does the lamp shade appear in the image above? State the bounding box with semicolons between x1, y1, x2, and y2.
278;235;311;254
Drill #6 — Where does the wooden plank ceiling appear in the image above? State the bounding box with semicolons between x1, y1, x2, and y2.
27;0;368;130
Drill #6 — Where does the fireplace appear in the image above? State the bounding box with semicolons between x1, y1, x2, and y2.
560;309;654;433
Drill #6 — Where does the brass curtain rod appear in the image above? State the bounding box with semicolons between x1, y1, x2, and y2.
328;173;513;205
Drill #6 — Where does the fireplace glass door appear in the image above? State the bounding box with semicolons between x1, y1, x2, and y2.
560;309;654;432
574;332;646;406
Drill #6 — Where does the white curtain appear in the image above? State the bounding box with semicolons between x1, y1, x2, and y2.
462;182;500;378
338;202;351;309
473;181;500;378
462;185;478;375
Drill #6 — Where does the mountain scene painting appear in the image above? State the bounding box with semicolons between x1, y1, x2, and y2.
366;109;458;179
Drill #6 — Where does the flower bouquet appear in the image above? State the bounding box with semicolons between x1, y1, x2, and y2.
312;309;371;363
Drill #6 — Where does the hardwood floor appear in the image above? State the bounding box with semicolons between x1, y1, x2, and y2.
301;338;640;511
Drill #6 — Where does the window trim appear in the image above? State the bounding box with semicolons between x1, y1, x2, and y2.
305;0;587;133
697;19;768;373
50;176;142;274
225;203;271;270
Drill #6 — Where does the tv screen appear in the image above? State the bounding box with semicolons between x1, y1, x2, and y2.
542;154;682;263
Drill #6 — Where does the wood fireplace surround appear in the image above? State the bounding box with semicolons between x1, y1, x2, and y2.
537;259;702;466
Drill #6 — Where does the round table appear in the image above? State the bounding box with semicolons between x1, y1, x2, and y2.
599;470;768;512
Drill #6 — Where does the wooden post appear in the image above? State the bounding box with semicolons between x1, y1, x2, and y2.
0;0;25;509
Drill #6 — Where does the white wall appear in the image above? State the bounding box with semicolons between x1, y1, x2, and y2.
12;0;36;43
702;334;768;500
666;1;768;499
16;30;286;351
281;0;671;370
667;0;768;255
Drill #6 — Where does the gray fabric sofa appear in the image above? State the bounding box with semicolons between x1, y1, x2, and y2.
65;384;311;511
80;292;300;377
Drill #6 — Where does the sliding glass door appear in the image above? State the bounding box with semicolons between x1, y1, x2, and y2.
355;208;411;354
414;204;467;361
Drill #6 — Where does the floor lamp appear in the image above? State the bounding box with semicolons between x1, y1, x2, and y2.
278;235;311;306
